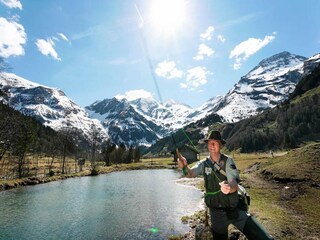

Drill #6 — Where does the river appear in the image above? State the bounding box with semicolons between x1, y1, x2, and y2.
0;169;203;240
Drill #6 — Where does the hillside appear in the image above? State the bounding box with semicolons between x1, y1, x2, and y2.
223;63;320;152
243;143;320;239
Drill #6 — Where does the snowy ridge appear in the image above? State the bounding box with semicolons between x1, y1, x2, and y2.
0;72;108;142
86;95;195;146
212;52;309;122
0;72;42;89
190;95;224;122
116;94;194;131
86;98;162;147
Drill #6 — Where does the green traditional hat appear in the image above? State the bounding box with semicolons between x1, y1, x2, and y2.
204;130;226;144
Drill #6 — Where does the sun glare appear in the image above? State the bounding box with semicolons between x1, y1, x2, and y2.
148;0;187;35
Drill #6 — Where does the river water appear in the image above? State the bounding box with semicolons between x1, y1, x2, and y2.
0;169;203;240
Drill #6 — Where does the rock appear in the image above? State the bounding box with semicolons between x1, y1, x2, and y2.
243;162;261;174
195;225;212;240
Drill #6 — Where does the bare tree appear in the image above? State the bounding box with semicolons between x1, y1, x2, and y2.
12;120;37;178
89;124;98;169
133;147;141;163
58;127;77;174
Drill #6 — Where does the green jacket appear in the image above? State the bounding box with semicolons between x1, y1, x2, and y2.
203;154;239;209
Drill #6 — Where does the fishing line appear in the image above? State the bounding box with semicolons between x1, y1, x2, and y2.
180;128;197;150
134;4;163;104
134;3;199;169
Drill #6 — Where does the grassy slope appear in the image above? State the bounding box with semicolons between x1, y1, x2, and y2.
237;143;320;239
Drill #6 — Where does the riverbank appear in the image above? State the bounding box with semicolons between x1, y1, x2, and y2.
0;160;173;192
171;177;208;240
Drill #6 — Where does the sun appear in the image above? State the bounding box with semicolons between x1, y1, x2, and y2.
147;0;187;36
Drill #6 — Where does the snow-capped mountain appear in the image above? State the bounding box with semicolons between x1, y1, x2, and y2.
86;51;320;146
120;96;194;130
0;72;108;143
189;95;224;122
302;53;320;75
86;97;163;146
202;51;309;122
86;94;196;146
2;51;319;148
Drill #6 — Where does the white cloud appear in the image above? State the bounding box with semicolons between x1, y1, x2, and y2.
115;89;153;101
0;0;22;10
200;26;214;41
58;33;69;42
229;33;276;70
155;60;183;79
180;66;211;90
217;35;226;43
35;38;61;61
35;32;70;61
0;17;26;58
193;43;215;61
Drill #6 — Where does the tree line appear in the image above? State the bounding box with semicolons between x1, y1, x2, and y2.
0;101;141;179
0;102;80;178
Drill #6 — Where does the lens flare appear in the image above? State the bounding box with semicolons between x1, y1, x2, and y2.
148;227;159;233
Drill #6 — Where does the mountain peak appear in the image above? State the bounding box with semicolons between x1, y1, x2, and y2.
213;52;313;123
258;51;307;68
246;51;307;79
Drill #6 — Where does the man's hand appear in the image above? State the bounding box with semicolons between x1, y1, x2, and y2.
176;149;187;169
219;181;232;194
177;155;187;169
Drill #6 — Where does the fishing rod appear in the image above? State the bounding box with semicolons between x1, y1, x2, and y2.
171;131;188;175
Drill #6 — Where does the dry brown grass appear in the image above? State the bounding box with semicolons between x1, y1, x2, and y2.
234;143;320;239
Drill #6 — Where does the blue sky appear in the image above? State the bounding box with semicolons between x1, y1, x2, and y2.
1;0;319;108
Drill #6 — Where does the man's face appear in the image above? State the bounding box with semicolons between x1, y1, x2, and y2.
207;139;221;154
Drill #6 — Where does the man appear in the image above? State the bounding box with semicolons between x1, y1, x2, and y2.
177;130;273;240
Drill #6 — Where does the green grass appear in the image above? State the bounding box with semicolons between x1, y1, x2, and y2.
247;187;289;236
261;143;320;181
291;85;320;105
241;143;320;239
291;187;320;229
